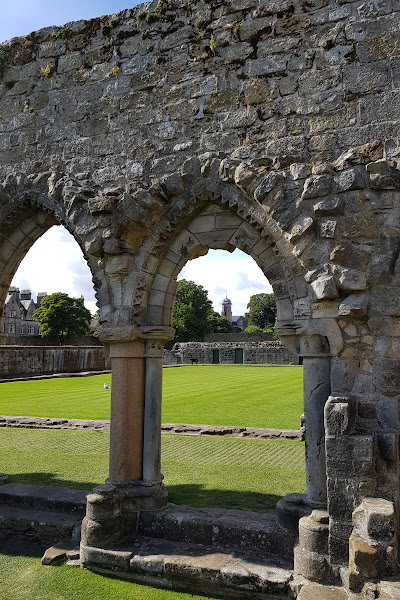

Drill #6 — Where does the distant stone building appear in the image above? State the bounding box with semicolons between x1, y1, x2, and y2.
1;287;47;337
220;295;247;332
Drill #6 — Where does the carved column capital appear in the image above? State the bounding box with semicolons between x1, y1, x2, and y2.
140;325;175;358
99;324;141;345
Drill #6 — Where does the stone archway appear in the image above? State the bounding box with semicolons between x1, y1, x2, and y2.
4;148;400;594
78;154;342;580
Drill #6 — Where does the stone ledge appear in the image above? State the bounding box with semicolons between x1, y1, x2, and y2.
0;416;301;440
81;536;294;600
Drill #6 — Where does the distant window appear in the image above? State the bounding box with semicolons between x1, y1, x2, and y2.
9;324;14;334
9;310;16;318
21;328;24;335
28;326;35;335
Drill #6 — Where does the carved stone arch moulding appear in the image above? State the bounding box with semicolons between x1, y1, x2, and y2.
117;153;308;335
0;171;111;323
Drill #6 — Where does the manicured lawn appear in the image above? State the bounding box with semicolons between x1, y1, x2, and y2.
0;553;220;600
163;365;303;429
1;428;305;512
0;365;303;430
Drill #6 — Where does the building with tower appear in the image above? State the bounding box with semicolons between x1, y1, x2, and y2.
220;295;247;332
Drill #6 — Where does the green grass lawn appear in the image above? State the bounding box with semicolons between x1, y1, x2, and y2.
1;428;305;512
0;553;221;600
0;365;303;430
0;367;305;599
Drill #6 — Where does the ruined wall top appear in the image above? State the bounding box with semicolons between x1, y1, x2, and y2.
1;0;400;190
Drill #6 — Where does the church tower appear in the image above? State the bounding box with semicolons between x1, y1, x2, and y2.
221;295;232;323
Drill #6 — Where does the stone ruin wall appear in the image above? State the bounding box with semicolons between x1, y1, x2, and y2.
164;340;298;364
0;341;294;377
1;0;399;191
0;345;109;379
2;334;102;346
3;0;400;592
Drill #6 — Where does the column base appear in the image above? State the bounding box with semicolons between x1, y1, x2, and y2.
276;493;311;531
81;479;168;549
294;509;342;586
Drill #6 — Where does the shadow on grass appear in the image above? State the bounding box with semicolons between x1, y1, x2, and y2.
166;483;283;513
6;472;99;491
6;475;283;512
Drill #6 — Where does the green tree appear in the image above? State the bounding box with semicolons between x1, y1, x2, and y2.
244;324;263;333
172;279;214;341
245;293;276;329
207;311;233;334
33;292;92;345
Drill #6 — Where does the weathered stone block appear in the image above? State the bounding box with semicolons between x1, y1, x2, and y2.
343;62;391;100
310;274;338;300
325;435;375;478
349;531;379;592
324;396;356;436
302;175;332;200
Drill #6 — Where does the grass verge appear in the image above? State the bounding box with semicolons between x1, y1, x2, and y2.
0;365;303;430
0;553;220;600
1;428;305;511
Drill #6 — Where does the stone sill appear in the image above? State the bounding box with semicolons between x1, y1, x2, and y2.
0;416;301;440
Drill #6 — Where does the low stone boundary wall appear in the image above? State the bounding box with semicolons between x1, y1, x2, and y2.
0;342;297;379
0;346;110;379
0;416;301;440
165;341;298;365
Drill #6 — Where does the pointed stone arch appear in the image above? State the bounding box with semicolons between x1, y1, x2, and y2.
0;172;113;330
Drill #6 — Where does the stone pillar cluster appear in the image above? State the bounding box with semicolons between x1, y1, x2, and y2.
81;326;174;554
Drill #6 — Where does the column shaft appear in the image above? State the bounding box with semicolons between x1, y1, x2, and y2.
143;353;163;482
108;341;145;483
303;355;331;507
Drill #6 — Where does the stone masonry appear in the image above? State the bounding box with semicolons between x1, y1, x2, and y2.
1;0;400;595
164;340;298;364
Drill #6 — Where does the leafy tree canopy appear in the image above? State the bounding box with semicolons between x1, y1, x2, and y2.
245;293;277;329
33;292;92;345
172;279;215;341
207;311;233;334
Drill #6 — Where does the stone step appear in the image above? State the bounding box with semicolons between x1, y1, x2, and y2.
0;483;87;515
81;536;294;599
139;503;295;561
0;504;82;551
378;580;400;599
297;583;348;599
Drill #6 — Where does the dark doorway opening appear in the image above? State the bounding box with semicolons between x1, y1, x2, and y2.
234;348;243;364
212;349;219;364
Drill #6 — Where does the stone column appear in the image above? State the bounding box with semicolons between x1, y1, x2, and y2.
108;338;145;483
80;325;175;557
141;326;175;485
302;351;331;508
276;330;331;535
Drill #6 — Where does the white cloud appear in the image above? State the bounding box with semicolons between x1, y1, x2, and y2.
11;225;97;315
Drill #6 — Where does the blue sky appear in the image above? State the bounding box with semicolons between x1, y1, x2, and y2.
7;1;273;316
1;1;141;43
